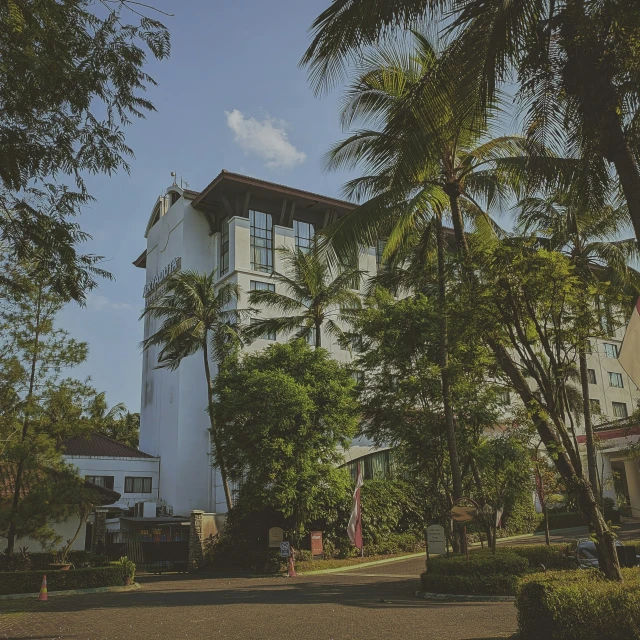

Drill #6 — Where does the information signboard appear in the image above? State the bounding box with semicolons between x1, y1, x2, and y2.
426;524;446;555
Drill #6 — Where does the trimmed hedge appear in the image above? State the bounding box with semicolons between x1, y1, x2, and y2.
0;551;110;572
427;552;528;576
471;544;571;571
422;572;520;596
517;568;640;640
421;552;528;596
0;565;124;595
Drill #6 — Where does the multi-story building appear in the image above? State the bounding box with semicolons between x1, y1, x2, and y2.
134;170;640;518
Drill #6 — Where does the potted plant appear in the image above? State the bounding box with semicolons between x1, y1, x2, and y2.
118;556;136;585
49;549;73;571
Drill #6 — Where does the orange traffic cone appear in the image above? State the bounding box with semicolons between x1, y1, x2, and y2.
37;574;47;601
287;554;297;577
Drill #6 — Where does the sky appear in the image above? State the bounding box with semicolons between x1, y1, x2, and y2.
58;0;357;412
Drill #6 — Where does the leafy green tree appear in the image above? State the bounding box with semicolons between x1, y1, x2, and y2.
246;246;363;349
352;287;504;548
518;192;640;496
466;239;629;579
87;391;139;448
213;341;360;546
141;270;248;511
475;432;533;552
323;32;527;535
0;0;170;299
302;0;640;246
1;261;89;552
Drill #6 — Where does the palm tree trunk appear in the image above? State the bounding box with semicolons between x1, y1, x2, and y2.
435;215;464;551
6;287;42;554
579;346;599;498
315;319;322;348
202;341;233;512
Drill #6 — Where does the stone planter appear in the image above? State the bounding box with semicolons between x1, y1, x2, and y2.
49;563;72;571
124;577;132;586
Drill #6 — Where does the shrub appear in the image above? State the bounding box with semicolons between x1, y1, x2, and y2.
536;511;585;531
421;572;520;596
517;568;640;640
470;544;570;570
421;552;528;596
363;532;424;557
427;552;528;577
0;551;110;572
0;565;124;595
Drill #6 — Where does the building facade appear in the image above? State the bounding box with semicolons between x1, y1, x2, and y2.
135;170;640;518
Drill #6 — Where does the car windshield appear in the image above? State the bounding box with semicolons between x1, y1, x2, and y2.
578;542;598;560
577;540;624;560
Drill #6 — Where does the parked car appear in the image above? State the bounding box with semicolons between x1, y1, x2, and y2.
566;538;639;569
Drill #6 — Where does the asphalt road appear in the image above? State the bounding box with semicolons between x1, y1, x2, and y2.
0;562;517;640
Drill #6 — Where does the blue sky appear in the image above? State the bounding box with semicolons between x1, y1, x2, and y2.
58;0;356;412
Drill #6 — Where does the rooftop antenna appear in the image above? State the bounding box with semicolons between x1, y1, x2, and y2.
180;176;190;190
170;171;177;185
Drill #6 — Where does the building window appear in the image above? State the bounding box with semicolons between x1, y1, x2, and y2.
124;477;152;493
585;340;592;354
609;372;624;388
85;476;114;490
250;210;273;273
588;369;597;385
294;220;315;253
250;318;276;341
169;191;181;206
220;218;230;276
590;399;601;414
603;343;619;359
376;238;388;272
499;390;511;405
349;369;365;385
612;402;628;418
250;280;275;292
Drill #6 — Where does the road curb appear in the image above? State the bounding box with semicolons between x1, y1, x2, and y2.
0;582;141;600
415;590;515;603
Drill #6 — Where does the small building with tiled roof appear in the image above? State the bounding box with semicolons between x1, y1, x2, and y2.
63;433;156;459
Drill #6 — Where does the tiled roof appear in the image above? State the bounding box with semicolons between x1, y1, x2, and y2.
63;434;155;459
0;463;121;505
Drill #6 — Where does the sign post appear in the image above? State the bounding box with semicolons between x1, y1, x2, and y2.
268;527;284;548
310;531;323;559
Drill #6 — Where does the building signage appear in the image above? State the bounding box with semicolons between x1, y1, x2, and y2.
268;527;284;548
426;524;446;555
143;257;181;299
310;531;323;558
450;505;477;524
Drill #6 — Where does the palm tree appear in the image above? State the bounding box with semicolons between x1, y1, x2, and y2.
301;0;640;247
141;270;248;511
322;32;528;523
246;246;363;349
518;193;640;498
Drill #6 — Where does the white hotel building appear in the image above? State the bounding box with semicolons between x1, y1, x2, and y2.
133;170;640;519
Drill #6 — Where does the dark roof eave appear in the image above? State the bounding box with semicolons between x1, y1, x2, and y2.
191;170;356;213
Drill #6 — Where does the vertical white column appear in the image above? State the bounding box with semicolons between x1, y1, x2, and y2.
624;459;640;517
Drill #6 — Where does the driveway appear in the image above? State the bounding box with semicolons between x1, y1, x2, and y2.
0;563;516;640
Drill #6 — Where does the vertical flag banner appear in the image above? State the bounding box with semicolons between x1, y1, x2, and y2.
619;298;640;390
347;462;364;549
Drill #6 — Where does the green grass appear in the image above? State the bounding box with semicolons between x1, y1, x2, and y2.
293;551;422;573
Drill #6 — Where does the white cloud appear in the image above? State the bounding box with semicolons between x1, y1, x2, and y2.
87;294;132;312
225;109;306;170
